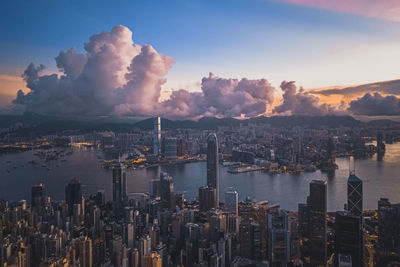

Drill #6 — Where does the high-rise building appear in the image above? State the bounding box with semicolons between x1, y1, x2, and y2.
309;180;327;266
143;252;162;267
73;203;81;226
148;179;160;197
129;248;139;267
122;223;135;249
113;163;127;215
225;189;238;215
139;235;152;266
378;198;400;257
75;236;92;267
175;193;185;209
298;203;309;238
102;132;115;148
65;178;82;216
348;173;363;217
177;138;187;157
377;132;385;152
160;172;174;210
268;210;290;266
207;133;219;204
335;211;364;267
31;184;46;209
96;190;105;207
153;117;161;155
163;137;177;159
199;186;217;212
239;219;261;261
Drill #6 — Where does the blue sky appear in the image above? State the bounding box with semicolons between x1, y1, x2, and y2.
1;0;400;103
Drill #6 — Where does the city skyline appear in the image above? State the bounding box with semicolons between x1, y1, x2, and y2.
1;1;400;266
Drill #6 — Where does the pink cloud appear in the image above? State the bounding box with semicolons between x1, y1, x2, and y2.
280;0;400;22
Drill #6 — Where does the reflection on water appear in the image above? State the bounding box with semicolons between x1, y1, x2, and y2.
1;143;400;211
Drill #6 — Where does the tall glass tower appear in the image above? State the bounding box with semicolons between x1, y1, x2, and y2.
206;133;218;204
113;163;127;215
153;117;161;155
348;156;363;217
65;178;82;216
348;175;363;217
309;180;327;266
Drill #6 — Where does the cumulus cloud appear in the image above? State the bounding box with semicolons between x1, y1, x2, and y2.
312;79;400;97
22;25;394;119
13;25;276;119
161;73;275;119
274;81;343;116
348;92;400;116
14;25;172;116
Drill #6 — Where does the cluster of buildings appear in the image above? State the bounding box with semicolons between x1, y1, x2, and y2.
1;116;390;174
1;118;400;266
1;128;400;267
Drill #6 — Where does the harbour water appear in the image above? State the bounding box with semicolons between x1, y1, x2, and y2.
1;143;400;211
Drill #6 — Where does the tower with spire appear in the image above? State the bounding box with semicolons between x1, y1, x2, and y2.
347;157;363;217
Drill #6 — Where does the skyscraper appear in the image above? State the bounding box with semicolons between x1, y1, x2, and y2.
163;137;177;159
160;172;174;210
207;133;219;204
378;198;400;257
347;157;363;217
309;180;327;266
113;163;127;215
268;210;290;266
199;186;217;212
153;117;161;155
31;184;46;209
335;211;364;267
75;236;92;267
348;174;363;217
225;189;238;215
65;178;82;216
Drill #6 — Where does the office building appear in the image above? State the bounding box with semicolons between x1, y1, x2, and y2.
160;172;174;210
225;189;238;215
143;252;162;267
177;138;187;156
75;236;92;267
65;178;82;216
309;180;327;266
298;203;309;238
113;163;127;216
207;133;219;204
31;184;46;209
335;211;364;267
199;186;217;212
347;173;363;217
239;219;261;261
153;117;161;155
268;210;290;266
163;137;177;159
148;179;160;197
378;198;400;257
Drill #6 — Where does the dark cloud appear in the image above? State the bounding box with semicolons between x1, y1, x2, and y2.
312;79;400;97
348;92;400;116
274;81;343;116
